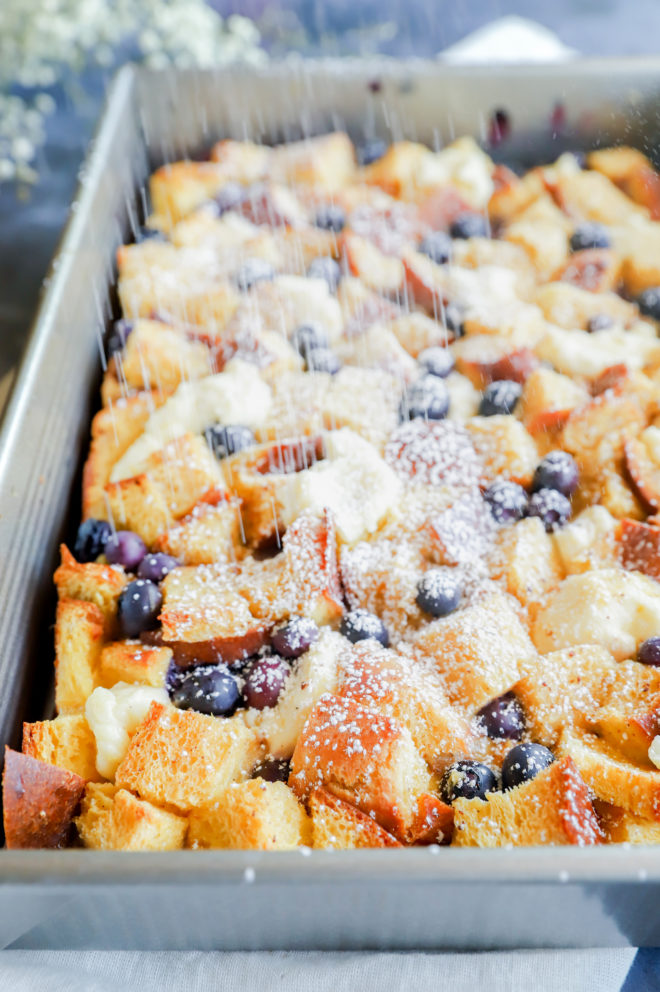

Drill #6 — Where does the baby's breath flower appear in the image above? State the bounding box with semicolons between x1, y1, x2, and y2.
0;0;265;184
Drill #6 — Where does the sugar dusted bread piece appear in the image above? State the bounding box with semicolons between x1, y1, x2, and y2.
487;516;564;608
117;319;211;393
3;747;86;849
83;391;165;520
97;641;172;689
153;497;242;565
247;629;343;760
54;545;128;628
23;714;102;782
553;506;618;575
274;509;344;625
534;281;636;330
188;779;311;850
76;782;187;850
504;195;570;279
556;168;648;224
289;694;432;839
159;564;270;666
336;640;474;768
309;787;402;849
115;703;261;813
465;416;538;487
516;367;588;442
54;598;105;714
412;591;536;710
559;730;660;821
597;802;660;844
267;132;355;190
530;567;660;661
452;756;602;848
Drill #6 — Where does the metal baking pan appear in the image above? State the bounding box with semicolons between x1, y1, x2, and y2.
3;58;660;950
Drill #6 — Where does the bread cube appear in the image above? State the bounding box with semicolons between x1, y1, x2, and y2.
82;391;163;521
488;516;564;607
623;429;660;512
115;703;260;812
76;782;187;850
289;694;432;839
591;704;660;767
560;730;660;820
389;311;448;357
531;567;660;661
268;132;355;190
335;324;417;385
555;169;647;224
553;248;622;294
22;714;102;782
505;195;569;278
534;281;636;330
488;165;545;225
465;416;538;487
153;497;243;565
337;640;474;767
553;506;618;575
516;367;588;441
320;367;402;450
597;801;660;844
118;320;211;393
362;141;431;197
104;473;173;546
452;756;602;847
412;592;536;709
54;598;105;714
276;509;344;625
97;641;172;689
159;564;270;666
309;787;401;849
188;779;311;850
3;748;85;849
54;545;128;628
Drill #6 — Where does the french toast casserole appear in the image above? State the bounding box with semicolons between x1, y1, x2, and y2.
7;132;660;852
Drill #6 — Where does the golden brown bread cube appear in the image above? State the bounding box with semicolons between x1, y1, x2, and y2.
452;756;602;847
115;703;261;813
362;141;431;197
76;782;187;850
289;694;432;840
54;545;128;628
534;281;636;330
54;598;105;715
465;416;538;487
3;747;86;849
104;473;173;547
555;169;648;224
117;319;212;393
153;497;243;565
308;787;402;849
187;779;311;850
22;713;102;782
504;195;570;279
268;132;356;191
559;730;660;821
412;591;537;710
596;801;660;844
97;641;173;689
488;516;564;608
336;640;474;768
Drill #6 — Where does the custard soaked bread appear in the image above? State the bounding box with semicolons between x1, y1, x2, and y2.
10;134;660;851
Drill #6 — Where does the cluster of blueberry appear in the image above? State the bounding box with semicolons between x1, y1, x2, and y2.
484;449;579;533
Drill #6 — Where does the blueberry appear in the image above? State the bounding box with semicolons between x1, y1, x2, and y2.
307;257;341;291
314;204;346;233
213;181;246;215
418;347;455;379
478;379;522;417
587;313;614;333
476;693;525;741
501;742;554;790
242;656;290;710
235;258;276;291
527;488;572;532
440;760;498;804
73;518;112;563
400;375;450;421
569;222;610;253
137;552;180;583
532;451;579;497
107;319;133;356
443;303;464;337
340;609;389;647
117;579;162;638
252;757;291;783
171;663;240;717
104;530;147;570
416;568;462;618
305;347;342;374
357;138;388;166
450;213;489;240
637;637;660;667
271;616;319;659
484;480;528;524
419;231;453;265
290;323;329;356
638;287;660;321
205;424;255;460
